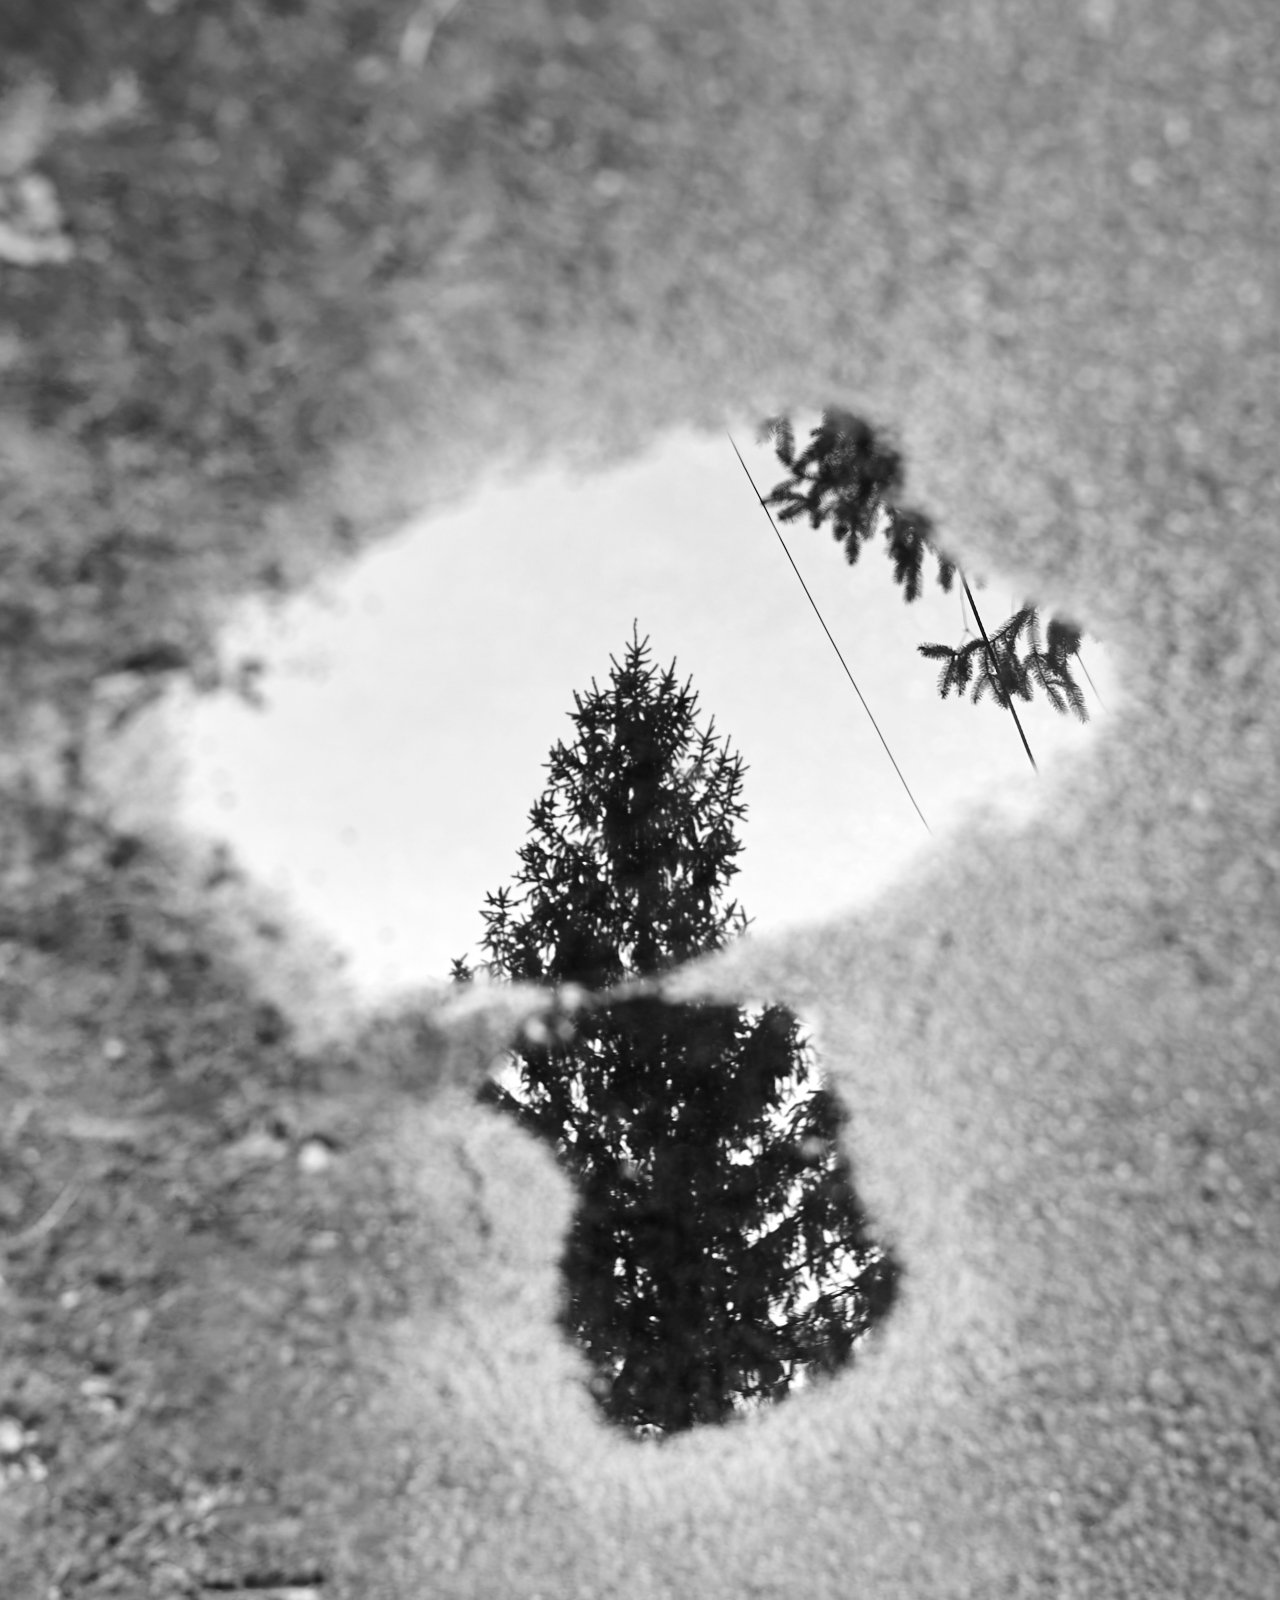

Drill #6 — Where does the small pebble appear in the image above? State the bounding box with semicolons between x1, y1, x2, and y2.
297;1138;333;1174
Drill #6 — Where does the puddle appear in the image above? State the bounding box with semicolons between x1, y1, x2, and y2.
174;419;1116;1002
165;416;1118;1433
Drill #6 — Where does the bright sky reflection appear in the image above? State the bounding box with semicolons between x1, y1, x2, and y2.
176;422;1117;1002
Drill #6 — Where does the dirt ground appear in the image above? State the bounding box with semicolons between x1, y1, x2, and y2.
0;815;400;1594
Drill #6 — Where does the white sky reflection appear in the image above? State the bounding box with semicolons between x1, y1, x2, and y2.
176;422;1117;1001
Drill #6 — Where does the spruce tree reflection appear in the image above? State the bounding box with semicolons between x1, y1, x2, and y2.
455;632;898;1435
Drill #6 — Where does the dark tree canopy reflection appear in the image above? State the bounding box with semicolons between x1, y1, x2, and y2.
456;631;898;1435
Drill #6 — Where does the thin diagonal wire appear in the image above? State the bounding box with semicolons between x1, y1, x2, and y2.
1075;648;1106;712
958;574;1038;772
728;435;931;835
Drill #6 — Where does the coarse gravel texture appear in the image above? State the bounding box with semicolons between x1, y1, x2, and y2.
1;0;1279;1596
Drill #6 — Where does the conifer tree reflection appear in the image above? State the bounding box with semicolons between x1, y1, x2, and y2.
455;632;898;1434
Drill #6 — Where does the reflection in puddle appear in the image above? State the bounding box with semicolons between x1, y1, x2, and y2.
457;627;899;1435
162;402;1118;1430
166;403;1116;1432
754;409;1102;769
484;992;898;1437
175;419;1115;1000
